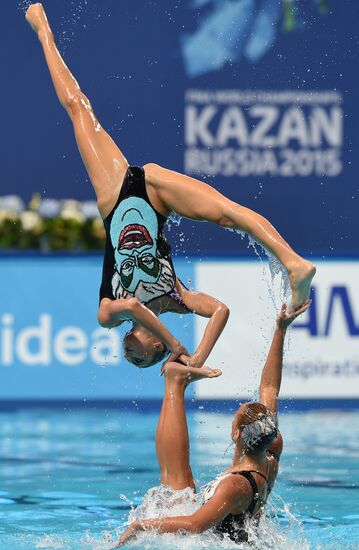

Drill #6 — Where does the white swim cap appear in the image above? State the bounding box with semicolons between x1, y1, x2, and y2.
241;410;278;451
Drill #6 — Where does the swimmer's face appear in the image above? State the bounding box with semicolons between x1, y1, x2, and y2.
123;328;164;368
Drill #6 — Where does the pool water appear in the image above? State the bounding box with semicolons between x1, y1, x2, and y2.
0;408;358;549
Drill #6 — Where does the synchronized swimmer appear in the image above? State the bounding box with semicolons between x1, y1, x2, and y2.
118;302;309;546
25;3;315;546
26;3;315;370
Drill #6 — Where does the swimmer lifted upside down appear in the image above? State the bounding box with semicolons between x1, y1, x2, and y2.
118;301;310;546
26;4;316;368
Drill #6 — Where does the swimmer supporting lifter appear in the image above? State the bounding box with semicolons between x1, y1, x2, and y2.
118;301;310;546
26;4;315;369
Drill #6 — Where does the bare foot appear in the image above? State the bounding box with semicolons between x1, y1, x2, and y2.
164;362;222;386
25;3;49;34
288;259;316;312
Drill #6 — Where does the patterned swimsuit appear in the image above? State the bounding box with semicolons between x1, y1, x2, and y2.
201;468;272;544
99;166;188;310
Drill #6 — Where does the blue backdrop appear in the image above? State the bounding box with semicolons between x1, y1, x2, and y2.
1;0;358;257
0;257;194;399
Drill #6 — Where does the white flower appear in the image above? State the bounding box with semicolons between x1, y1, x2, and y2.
0;210;18;224
60;200;85;223
20;210;42;231
0;195;25;214
80;200;101;220
38;199;61;219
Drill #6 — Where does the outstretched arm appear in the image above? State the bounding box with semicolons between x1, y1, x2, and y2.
117;476;250;546
177;282;230;368
259;301;310;412
98;298;188;361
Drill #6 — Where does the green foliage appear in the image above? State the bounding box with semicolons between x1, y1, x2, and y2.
0;209;106;252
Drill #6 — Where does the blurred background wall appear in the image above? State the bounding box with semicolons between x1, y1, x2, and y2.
0;0;358;406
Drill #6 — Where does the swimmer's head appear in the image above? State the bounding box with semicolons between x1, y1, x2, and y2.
231;402;278;454
123;326;170;368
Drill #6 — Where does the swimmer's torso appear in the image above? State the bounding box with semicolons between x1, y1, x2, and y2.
201;442;280;544
100;166;177;305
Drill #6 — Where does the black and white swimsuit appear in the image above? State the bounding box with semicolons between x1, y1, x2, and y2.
99;166;188;309
201;469;271;544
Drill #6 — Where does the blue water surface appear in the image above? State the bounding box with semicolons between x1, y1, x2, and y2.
0;408;358;549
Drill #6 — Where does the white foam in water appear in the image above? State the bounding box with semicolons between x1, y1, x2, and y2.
33;531;118;550
117;484;310;549
123;485;233;548
35;534;67;548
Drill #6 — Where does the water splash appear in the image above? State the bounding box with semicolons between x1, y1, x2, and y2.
267;251;290;302
124;485;229;548
246;233;290;308
128;485;198;523
119;484;310;549
18;0;32;13
166;212;183;230
58;0;89;52
222;228;286;318
165;214;291;313
35;534;66;548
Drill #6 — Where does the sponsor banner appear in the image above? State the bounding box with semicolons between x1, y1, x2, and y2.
184;89;343;178
194;259;359;399
0;257;194;399
0;256;358;401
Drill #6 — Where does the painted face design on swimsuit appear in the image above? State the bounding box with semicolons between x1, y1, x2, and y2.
110;197;175;302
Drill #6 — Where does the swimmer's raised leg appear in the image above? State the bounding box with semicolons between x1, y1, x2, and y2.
144;164;316;312
156;363;221;491
25;4;315;311
25;3;128;219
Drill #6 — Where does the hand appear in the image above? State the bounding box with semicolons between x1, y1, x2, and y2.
117;521;141;546
160;355;212;376
277;300;311;329
160;347;190;375
186;353;205;369
167;341;190;364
